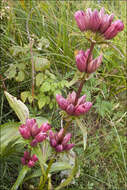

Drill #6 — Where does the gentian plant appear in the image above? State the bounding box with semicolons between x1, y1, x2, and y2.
4;7;124;190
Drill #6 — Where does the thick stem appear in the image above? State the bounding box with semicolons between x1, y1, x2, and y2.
74;42;95;105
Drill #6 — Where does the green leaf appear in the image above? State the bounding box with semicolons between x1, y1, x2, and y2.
11;166;29;190
37;37;50;50
20;91;30;103
50;162;72;173
4;64;17;79
16;71;25;82
40;82;51;92
28;94;33;104
55;156;78;190
36;73;44;87
38;97;47;109
4;91;29;123
75;118;87;151
0;122;21;156
34;57;50;71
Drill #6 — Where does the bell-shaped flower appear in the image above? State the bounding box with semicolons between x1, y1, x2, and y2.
74;7;124;40
21;151;38;168
56;92;92;117
104;20;124;40
56;94;68;110
49;129;74;153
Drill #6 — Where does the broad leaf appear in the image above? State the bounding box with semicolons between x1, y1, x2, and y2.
4;91;29;123
11;166;29;190
75;118;87;151
0;122;22;156
34;57;50;71
36;73;44;87
55;155;78;190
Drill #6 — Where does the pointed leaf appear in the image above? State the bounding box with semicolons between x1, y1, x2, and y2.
11;166;29;190
75;118;87;151
4;91;29;123
55;156;78;190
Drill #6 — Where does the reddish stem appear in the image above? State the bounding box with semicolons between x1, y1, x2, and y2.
74;42;95;105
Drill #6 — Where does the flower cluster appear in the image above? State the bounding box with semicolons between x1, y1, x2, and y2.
49;128;74;152
56;91;92;116
19;119;51;147
21;151;38;168
74;7;124;40
76;49;103;73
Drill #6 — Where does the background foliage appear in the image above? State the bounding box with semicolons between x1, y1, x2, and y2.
0;0;126;190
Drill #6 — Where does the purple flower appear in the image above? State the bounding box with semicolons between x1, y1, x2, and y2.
21;151;38;168
35;132;47;143
49;129;74;153
19;124;31;139
74;7;124;39
56;91;92;116
76;49;103;74
56;94;68;110
104;20;124;40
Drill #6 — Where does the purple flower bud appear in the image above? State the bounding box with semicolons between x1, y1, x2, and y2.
91;9;100;31
31;154;38;162
55;145;63;152
27;160;35;168
19;125;31;139
50;138;57;147
67;91;76;104
26;118;36;128
74;102;92;116
49;130;55;139
40;123;51;133
77;94;86;106
21;157;26;165
24;151;31;160
66;104;75;115
56;94;68;110
35;132;47;142
57;128;64;140
76;50;87;72
74;10;86;31
104;20;124;39
64;143;75;151
87;54;103;73
31;123;40;137
62;133;72;146
30;139;38;147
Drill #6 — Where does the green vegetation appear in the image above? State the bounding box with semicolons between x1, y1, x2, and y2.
0;0;126;190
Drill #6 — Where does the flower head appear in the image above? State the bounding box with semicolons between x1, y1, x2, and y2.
74;7;124;40
49;129;74;152
56;91;92;116
21;151;38;168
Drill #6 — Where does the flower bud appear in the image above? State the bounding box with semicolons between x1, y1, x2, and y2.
31;154;38;162
57;128;64;139
77;94;86;106
66;104;75;115
31;123;40;137
64;143;75;151
76;50;87;72
74;102;92;116
24;151;31;160
87;54;103;73
27;160;35;168
40;123;51;133
21;157;26;165
56;94;68;110
91;9;100;31
30;139;38;147
35;132;47;142
55;145;63;152
74;10;86;31
67;91;76;104
26;118;36;128
49;130;55;139
62;133;72;146
104;20;124;39
50;138;57;147
19;125;31;139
